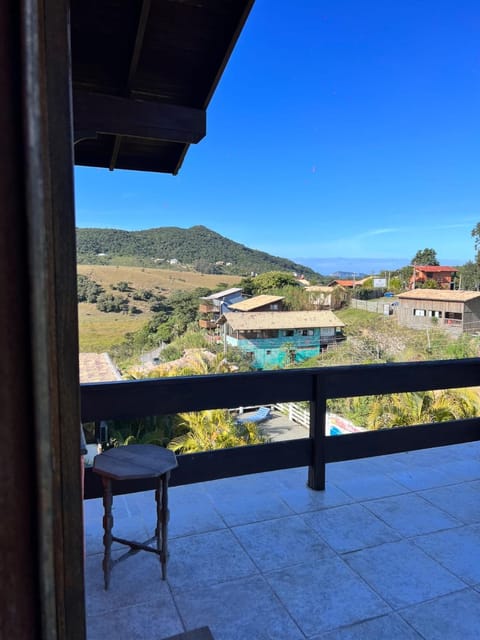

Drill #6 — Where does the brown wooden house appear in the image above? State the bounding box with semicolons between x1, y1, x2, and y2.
397;289;480;333
228;294;285;312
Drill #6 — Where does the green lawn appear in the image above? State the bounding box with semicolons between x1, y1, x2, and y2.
78;304;147;352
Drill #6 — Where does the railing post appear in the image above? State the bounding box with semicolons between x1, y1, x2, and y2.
308;374;326;490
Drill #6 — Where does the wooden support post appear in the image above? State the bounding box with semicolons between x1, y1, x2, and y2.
1;0;86;636
308;376;326;490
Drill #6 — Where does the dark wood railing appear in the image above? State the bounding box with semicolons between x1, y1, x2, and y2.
82;358;480;499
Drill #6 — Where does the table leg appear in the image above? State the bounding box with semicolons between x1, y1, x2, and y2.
102;476;113;590
155;472;170;579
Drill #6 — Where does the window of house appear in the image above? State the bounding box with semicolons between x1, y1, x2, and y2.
285;329;294;337
266;350;272;355
445;312;462;321
270;304;278;310
413;309;426;316
262;329;279;338
299;329;314;336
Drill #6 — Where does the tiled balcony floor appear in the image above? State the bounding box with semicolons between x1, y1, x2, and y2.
84;441;480;639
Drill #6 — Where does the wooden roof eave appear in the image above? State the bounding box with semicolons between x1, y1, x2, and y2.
71;0;255;175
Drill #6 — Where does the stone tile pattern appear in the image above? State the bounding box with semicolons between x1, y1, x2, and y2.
84;441;480;640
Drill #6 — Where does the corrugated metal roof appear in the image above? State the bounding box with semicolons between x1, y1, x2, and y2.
398;290;480;302
223;310;345;330
229;294;284;311
201;287;243;301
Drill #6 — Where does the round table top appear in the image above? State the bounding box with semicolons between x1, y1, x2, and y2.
93;444;177;480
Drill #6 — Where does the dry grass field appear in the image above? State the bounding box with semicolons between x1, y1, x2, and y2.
78;305;148;352
77;265;240;352
77;264;240;294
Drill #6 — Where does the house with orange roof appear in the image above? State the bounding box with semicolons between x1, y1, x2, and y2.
409;265;457;290
327;277;369;288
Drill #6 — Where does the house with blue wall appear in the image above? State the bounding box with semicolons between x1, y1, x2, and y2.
221;310;345;369
198;287;244;329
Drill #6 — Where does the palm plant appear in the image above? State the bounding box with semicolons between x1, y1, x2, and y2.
168;409;269;453
107;414;179;447
366;388;480;430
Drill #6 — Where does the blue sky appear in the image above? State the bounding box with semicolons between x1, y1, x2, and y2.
75;1;480;270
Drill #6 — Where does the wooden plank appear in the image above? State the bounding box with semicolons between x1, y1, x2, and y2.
320;358;480;398
308;377;326;490
109;0;152;170
0;0;41;634
84;439;312;499
19;0;86;636
324;418;480;462
202;0;255;108
80;358;480;422
44;1;86;635
127;0;152;90
74;90;206;144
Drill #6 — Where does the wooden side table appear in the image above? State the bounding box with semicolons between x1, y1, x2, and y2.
93;444;178;590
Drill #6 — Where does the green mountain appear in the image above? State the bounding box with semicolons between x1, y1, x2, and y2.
76;225;323;279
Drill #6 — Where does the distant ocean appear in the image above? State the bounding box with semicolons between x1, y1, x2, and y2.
297;257;464;277
296;257;410;277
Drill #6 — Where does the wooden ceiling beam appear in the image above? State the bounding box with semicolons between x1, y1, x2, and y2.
127;0;151;91
110;0;152;170
73;91;206;144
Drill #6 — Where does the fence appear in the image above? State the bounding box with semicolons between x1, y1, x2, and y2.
273;403;364;434
81;358;480;499
351;298;397;314
273;402;310;427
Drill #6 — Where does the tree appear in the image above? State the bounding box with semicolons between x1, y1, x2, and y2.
418;279;438;289
112;280;131;291
365;389;480;430
239;271;299;295
471;222;480;260
167;409;268;453
96;293;128;313
388;276;403;293
459;261;480;291
77;274;103;302
412;248;439;266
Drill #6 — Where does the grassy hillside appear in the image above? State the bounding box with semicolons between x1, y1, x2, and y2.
77;264;240;294
76;225;323;279
77;265;240;352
